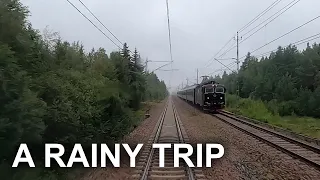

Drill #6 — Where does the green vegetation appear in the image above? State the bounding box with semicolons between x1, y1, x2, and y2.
145;73;168;102
0;0;168;179
226;94;320;138
213;31;320;138
216;43;320;118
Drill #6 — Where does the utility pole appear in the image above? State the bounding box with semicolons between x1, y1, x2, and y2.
236;31;240;96
196;68;199;84
236;32;239;74
186;78;189;86
145;57;149;72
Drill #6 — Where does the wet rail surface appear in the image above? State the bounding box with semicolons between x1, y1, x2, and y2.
132;98;206;180
215;110;320;170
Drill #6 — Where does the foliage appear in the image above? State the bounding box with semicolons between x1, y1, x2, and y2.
0;0;168;179
215;43;320;118
144;72;168;101
226;94;320;138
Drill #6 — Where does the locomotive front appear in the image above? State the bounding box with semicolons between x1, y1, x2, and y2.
202;83;226;111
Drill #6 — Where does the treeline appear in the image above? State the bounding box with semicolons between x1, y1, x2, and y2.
215;42;320;118
145;73;168;101
0;0;167;177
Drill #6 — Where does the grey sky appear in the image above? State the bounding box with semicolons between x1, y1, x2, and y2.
22;0;320;92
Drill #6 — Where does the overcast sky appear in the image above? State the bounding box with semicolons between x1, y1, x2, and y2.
21;0;320;92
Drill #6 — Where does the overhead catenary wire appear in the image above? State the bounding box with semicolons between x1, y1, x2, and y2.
207;61;237;75
218;35;320;76
151;62;172;73
202;0;283;68
151;0;173;74
152;0;174;73
241;0;300;43
242;0;299;37
166;0;174;88
238;0;282;32
213;57;237;61
240;32;320;59
203;36;235;67
77;0;123;46
217;43;237;59
247;15;320;56
214;58;237;73
216;0;299;59
207;55;236;69
216;34;320;75
65;0;122;49
291;35;320;47
202;1;319;83
166;0;173;63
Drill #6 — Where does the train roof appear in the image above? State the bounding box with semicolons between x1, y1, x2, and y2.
200;80;217;85
177;80;226;93
200;80;225;86
178;84;199;91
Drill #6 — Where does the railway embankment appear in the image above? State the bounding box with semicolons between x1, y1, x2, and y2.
80;100;167;180
173;96;320;180
226;94;320;139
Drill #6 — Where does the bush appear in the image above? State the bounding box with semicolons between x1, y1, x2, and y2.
227;94;272;122
226;95;320;138
0;0;168;179
277;100;297;116
265;99;279;115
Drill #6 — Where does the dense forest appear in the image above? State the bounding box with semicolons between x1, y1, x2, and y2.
215;43;320;118
0;0;167;178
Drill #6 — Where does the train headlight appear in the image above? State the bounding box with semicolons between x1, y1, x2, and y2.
207;97;209;99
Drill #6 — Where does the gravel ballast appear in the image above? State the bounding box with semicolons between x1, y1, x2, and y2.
80;100;167;180
173;96;320;180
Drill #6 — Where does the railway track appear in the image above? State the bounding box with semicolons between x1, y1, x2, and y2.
215;110;320;170
132;98;205;180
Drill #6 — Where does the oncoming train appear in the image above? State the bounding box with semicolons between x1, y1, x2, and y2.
177;80;226;111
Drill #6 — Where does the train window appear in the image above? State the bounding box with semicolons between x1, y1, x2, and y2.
205;87;214;93
215;86;224;93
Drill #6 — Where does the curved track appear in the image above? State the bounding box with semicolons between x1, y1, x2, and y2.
215;110;320;169
132;98;205;180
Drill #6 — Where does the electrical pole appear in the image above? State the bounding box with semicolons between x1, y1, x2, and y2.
236;31;240;96
186;78;189;86
196;68;199;84
145;57;149;72
236;32;239;74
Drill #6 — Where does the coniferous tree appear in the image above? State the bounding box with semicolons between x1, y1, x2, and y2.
0;1;168;178
217;43;320;118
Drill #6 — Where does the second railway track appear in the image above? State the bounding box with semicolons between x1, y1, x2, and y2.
215;110;320;170
132;98;205;180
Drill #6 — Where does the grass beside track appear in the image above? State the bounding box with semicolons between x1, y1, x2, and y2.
226;94;320;139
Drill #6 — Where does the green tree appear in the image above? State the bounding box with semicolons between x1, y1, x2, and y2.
217;42;320;118
0;1;167;179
